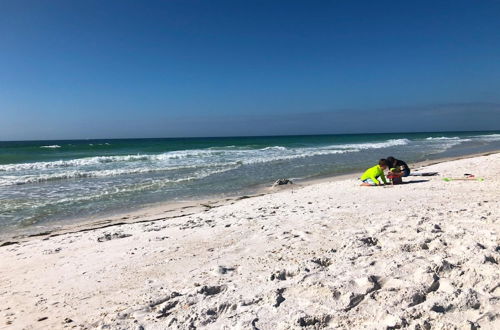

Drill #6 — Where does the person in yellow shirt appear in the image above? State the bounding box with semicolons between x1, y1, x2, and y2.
360;159;389;186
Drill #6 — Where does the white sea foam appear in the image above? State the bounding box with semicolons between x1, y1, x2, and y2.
261;146;288;151
242;148;354;165
0;156;142;171
333;139;410;150
40;145;61;148
425;136;460;140
421;136;474;154
0;166;239;216
423;134;500;144
0;152;211;172
424;136;473;144
0;162;240;186
473;133;500;141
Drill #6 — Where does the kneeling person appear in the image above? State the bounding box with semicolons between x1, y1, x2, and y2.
360;159;388;186
386;156;410;178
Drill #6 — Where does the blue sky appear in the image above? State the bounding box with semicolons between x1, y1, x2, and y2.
1;0;500;140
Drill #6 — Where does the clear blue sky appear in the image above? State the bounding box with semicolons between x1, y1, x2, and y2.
1;0;500;140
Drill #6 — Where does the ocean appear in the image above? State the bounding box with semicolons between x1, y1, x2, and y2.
1;131;499;233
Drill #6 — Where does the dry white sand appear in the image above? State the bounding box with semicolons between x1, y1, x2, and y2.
1;153;499;329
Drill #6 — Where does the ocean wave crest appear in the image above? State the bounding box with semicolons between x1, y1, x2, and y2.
261;146;288;151
0;163;240;186
40;145;61;149
473;133;500;142
334;139;410;150
425;137;460;140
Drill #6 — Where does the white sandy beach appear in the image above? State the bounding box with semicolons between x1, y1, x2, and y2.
1;153;499;329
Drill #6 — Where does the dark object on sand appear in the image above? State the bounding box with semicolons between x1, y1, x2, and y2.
387;171;403;185
410;172;439;176
273;178;293;187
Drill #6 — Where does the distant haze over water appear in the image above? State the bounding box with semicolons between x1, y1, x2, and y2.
1;131;499;233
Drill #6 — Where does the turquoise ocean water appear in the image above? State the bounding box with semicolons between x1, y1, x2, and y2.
1;131;499;233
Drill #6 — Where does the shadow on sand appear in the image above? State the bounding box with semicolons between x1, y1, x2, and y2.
400;179;430;184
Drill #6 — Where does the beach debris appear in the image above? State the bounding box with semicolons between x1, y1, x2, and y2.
43;247;62;255
0;241;19;247
270;269;296;281
217;266;236;275
28;231;52;237
272;178;293;187
198;285;225;296
97;232;132;242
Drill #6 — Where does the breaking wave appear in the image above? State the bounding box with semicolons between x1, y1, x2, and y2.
0;164;239;187
40;145;61;149
0;138;410;175
425;136;460;140
473;134;500;142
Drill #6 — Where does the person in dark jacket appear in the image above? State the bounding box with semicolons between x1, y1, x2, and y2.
386;156;410;177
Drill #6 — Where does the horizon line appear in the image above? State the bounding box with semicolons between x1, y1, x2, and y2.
1;129;499;143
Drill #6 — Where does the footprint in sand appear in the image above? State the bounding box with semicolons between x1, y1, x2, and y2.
216;266;237;275
273;288;285;307
310;257;332;268
296;314;332;327
97;232;132;242
198;285;225;296
270;269;296;281
359;237;378;246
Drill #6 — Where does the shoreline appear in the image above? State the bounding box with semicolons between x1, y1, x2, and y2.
2;149;498;245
